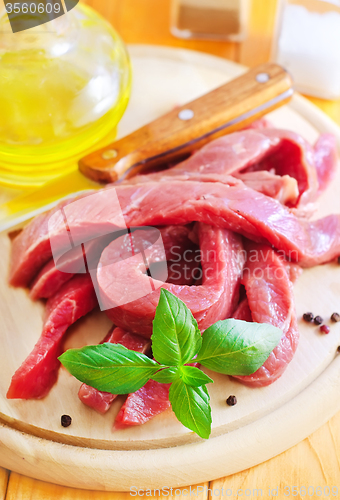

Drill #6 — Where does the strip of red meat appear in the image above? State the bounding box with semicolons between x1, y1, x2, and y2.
314;134;338;194
7;275;97;399
30;258;77;300
122;129;320;210
114;380;171;429
234;243;299;387
8;178;340;290
9;194;95;288
29;233;118;300
123;169;300;208
97;224;245;337
234;171;299;206
232;298;252;322
78;327;151;414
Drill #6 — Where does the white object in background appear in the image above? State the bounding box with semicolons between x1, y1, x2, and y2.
170;0;250;41
273;0;340;99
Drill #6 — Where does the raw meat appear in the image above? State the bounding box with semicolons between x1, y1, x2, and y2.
314;134;338;194
7;275;97;399
234;243;299;387
98;224;245;336
9;195;92;288
30;259;76;300
30;234;118;300
114;380;171;428
9;173;340;293
123;129;319;210
232;298;252;322
9;129;338;288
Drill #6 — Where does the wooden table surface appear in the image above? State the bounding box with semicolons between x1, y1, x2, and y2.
2;0;340;498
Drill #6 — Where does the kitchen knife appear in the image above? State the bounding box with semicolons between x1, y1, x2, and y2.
0;63;293;231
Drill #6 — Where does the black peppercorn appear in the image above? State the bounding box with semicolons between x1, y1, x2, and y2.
226;395;237;406
314;316;323;326
61;415;72;428
331;313;340;323
303;312;314;323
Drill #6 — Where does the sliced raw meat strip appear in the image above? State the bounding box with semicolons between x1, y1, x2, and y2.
9;194;93;288
30;259;76;301
234;171;299;206
30;234;118;300
242;129;318;208
114;380;171;429
314;134;338;194
78;327;151;414
8;179;340;286
7;275;97;399
97;223;245;336
283;261;303;284
124;170;299;207
234;243;299;387
232;298;252;322
123;129;319;209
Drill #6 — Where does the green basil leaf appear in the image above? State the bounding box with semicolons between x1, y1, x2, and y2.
152;289;202;366
196;319;282;376
169;379;212;439
151;367;180;384
59;343;162;394
179;366;213;387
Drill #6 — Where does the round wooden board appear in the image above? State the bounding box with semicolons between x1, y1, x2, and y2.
1;44;340;491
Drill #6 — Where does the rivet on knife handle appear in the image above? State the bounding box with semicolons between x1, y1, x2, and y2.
79;63;294;184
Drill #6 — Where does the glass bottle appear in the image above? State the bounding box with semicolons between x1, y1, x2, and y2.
0;4;131;187
171;0;250;42
272;0;340;99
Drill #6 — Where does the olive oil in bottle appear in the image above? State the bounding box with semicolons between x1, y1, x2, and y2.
0;4;131;187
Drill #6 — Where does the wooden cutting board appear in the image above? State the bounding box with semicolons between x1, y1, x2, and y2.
1;45;340;492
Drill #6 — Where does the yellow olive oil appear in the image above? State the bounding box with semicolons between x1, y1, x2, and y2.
0;4;131;187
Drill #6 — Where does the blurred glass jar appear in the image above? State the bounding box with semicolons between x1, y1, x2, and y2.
272;0;340;99
0;4;131;187
171;0;250;41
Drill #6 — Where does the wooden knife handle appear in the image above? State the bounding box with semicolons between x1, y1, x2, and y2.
79;63;293;183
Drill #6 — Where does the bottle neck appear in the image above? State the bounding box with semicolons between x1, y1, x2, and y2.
0;6;78;55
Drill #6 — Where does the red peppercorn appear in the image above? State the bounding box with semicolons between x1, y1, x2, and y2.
320;325;330;334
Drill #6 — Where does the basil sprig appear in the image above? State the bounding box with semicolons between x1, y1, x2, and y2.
59;289;282;439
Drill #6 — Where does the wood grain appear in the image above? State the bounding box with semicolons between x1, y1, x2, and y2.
0;468;8;500
211;410;340;498
5;475;209;499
